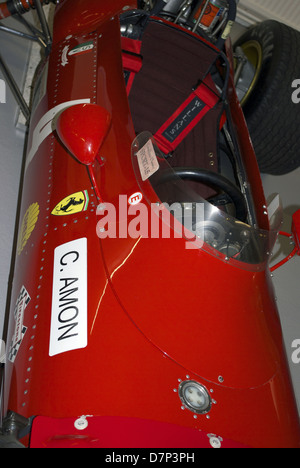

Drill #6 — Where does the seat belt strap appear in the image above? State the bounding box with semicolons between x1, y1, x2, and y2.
154;79;222;155
121;37;143;94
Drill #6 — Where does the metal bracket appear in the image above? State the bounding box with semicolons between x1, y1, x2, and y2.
270;211;300;272
0;0;53;123
0;411;33;448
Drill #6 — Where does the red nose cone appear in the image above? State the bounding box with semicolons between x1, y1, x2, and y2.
56;103;111;165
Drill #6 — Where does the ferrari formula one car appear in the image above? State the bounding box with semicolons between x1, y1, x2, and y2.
0;0;300;448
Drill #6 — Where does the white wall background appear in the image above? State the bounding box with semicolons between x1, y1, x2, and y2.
238;0;300;30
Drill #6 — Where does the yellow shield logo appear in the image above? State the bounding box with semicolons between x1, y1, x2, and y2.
17;202;40;256
51;190;89;216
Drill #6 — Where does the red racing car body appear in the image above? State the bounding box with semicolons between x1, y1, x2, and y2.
0;0;299;448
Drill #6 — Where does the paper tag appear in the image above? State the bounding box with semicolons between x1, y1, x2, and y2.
137;139;159;181
221;20;234;40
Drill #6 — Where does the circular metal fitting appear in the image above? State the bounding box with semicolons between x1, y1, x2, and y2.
178;380;212;415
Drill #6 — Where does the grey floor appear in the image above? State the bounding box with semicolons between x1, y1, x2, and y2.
0;16;299;417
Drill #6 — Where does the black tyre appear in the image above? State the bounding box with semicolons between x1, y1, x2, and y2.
234;20;300;175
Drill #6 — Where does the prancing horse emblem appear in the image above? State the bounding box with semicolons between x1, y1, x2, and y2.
51;190;89;216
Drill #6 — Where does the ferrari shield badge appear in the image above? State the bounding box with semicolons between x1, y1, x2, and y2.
51;190;89;216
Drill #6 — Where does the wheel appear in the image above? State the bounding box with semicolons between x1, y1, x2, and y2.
234;20;300;175
158;167;248;221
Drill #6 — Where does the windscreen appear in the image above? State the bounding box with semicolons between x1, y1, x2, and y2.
131;132;283;270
